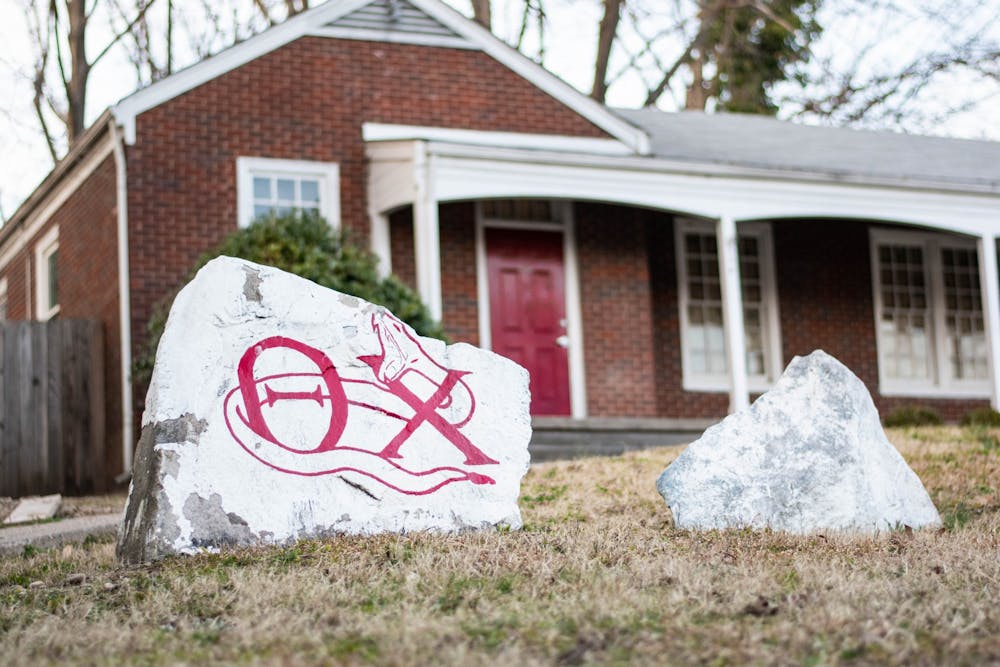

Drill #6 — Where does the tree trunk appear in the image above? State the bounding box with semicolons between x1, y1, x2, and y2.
591;0;623;102
66;0;90;144
471;0;491;29
685;56;707;110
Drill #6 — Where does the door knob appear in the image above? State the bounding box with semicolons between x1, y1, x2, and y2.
555;335;570;349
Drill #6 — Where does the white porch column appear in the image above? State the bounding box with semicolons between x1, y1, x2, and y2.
716;215;750;412
412;141;443;321
369;210;392;279
977;234;1000;409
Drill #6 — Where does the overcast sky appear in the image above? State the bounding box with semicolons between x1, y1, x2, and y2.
0;0;998;220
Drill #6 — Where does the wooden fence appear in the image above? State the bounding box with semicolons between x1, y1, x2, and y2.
0;320;106;497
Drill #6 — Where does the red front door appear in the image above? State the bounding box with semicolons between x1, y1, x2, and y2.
486;228;571;416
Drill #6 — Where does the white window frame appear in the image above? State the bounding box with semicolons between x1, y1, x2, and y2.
870;228;990;398
675;218;783;393
0;276;7;321
236;157;340;229
34;225;60;321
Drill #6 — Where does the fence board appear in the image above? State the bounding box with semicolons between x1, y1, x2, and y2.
0;320;105;497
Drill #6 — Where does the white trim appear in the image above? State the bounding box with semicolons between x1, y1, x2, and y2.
368;138;1000;236
111;0;374;144
869;227;991;398
363;123;634;156
717;216;749;412
423;141;1000;214
34;225;60;321
370;211;392;278
109;120;135;478
0;276;7;320
236;156;341;229
674;218;781;398
412;142;443;321
407;0;648;154
474;200;587;418
561;201;588;418
308;25;476;50
110;0;648;153
0;140;114;273
977;235;1000;409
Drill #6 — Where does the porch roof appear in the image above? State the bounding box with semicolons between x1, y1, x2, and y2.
614;109;1000;195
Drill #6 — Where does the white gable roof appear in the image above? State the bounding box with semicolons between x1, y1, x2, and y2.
111;0;649;153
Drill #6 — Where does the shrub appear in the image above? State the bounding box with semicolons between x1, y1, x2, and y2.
882;405;943;428
960;406;1000;427
133;211;444;389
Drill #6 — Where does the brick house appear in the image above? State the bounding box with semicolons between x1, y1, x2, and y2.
2;0;1000;483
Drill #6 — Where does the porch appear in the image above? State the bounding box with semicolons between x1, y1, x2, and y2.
363;121;1000;422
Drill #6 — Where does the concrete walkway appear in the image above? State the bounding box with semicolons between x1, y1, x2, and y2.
0;514;120;556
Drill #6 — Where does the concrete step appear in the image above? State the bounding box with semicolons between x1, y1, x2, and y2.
529;417;711;462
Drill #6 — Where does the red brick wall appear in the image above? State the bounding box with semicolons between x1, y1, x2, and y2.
126;36;610;396
646;215;730;418
388;207;416;290
575;203;660;417
773;219;989;422
0;256;28;320
0;155;123;482
391;204;990;422
439;203;479;345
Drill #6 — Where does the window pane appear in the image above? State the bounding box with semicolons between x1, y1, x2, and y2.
48;250;59;309
300;179;320;204
681;229;771;381
254;205;272;219
276;179;295;202
876;243;931;381
253;177;271;200
941;246;986;380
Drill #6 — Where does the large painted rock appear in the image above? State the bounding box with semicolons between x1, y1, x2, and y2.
657;350;941;533
117;257;531;563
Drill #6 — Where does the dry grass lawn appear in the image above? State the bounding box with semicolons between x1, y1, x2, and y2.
1;427;998;666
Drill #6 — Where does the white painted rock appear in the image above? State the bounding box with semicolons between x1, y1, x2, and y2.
656;350;941;533
118;256;531;563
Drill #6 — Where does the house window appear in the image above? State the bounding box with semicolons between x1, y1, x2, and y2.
675;219;781;392
34;226;60;321
0;276;7;321
870;229;988;396
236;157;340;228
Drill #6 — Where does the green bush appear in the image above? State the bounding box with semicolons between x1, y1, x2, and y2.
882;405;943;428
960;406;1000;427
133;211;444;389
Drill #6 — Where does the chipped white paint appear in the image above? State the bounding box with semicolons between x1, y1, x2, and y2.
657;350;941;534
117;257;531;563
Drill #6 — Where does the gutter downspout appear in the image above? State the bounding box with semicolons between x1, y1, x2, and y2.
109;119;134;481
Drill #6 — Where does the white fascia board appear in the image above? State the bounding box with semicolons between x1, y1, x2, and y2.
407;0;650;155
423;146;1000;236
426;141;1000;199
112;0;373;144
363;123;634;156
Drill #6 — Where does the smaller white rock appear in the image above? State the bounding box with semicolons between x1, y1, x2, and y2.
4;495;62;525
657;350;941;533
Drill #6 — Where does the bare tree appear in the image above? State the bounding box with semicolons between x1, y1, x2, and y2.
22;0;158;159
780;0;1000;133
